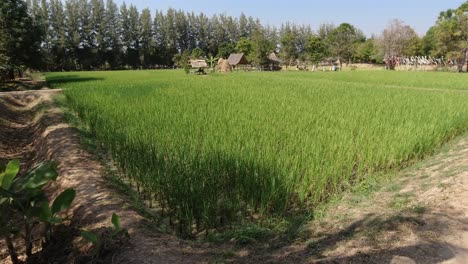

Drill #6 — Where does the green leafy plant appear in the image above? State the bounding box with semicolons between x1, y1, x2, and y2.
81;213;129;259
0;159;76;264
207;55;219;69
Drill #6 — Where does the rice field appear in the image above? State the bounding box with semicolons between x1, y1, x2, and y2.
46;70;468;235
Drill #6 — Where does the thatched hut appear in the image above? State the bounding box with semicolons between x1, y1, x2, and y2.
267;53;281;71
189;59;208;68
188;59;208;74
227;53;249;70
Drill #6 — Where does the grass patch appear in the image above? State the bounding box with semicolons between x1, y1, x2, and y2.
386;183;402;192
207;224;272;245
412;205;427;214
390;192;415;210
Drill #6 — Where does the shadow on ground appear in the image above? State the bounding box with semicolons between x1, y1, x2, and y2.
216;210;466;263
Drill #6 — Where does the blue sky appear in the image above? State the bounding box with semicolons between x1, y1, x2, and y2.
114;0;465;37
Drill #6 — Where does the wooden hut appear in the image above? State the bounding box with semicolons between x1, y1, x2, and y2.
227;53;250;70
267;53;281;71
189;59;208;74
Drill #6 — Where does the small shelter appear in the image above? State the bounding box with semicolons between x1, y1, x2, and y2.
189;59;208;74
227;53;249;70
267;53;281;71
189;59;208;68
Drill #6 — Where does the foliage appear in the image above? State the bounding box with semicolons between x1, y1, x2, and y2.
327;23;365;68
317;23;336;40
352;38;378;63
378;19;420;69
403;35;423;57
249;28;274;67
217;42;236;59
0;160;76;264
48;70;468;237
432;1;468;72
422;27;438;56
235;37;253;56
207;55;219;69
191;47;205;59
0;0;43;75
307;36;327;65
172;50;191;68
280;23;299;66
1;0;466;72
81;213;129;259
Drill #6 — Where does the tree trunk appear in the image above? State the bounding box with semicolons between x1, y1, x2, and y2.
457;61;464;72
4;234;19;264
24;220;32;259
465;50;468;73
389;56;397;70
8;69;14;80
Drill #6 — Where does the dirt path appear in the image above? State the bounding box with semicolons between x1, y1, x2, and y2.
1;89;467;263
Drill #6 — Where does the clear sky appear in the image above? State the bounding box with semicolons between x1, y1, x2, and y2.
114;0;466;37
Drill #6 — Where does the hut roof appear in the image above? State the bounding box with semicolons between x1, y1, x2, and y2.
189;59;208;68
268;53;281;63
227;53;249;66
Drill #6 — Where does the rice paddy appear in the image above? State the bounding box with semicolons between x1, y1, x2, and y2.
46;70;468;235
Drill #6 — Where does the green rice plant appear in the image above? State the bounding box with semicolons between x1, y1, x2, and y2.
46;70;468;236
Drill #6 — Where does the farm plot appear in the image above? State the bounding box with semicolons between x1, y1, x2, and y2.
46;70;468;236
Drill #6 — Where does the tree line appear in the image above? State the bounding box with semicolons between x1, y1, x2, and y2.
0;0;467;75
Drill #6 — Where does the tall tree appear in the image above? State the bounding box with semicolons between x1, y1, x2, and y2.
379;19;420;70
195;12;210;53
422;26;438;56
65;0;80;69
48;0;67;70
296;25;313;63
29;0;48;69
250;27;274;68
140;8;153;67
126;5;140;68
433;2;468;72
279;23;298;66
318;23;335;40
352;38;378;63
327;23;363;69
75;0;93;69
307;35;327;67
236;37;253;56
239;13;249;38
0;0;42;77
163;8;177;57
90;0;106;68
217;42;236;58
104;0;121;69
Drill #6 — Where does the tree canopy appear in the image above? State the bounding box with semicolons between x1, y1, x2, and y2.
327;23;364;68
0;0;42;77
432;2;468;71
0;0;466;73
